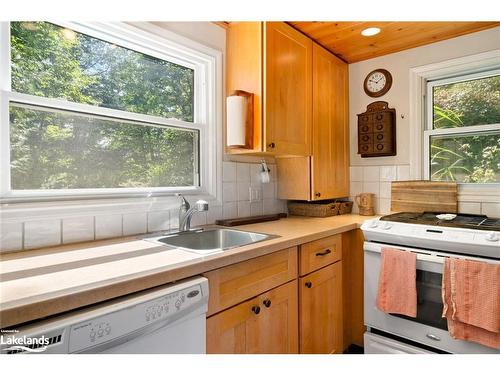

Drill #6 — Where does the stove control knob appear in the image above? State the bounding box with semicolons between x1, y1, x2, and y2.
485;232;499;242
368;220;379;228
380;222;392;230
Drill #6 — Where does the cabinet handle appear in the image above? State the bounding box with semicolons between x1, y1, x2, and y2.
251;306;261;315
315;249;331;257
305;281;312;289
268;142;276;149
263;299;272;308
315;192;321;198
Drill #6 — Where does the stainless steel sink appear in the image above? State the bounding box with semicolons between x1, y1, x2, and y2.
144;227;278;253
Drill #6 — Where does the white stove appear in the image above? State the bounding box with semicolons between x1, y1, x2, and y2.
361;212;500;354
361;213;500;259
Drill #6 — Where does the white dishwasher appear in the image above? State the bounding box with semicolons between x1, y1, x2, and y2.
1;277;208;354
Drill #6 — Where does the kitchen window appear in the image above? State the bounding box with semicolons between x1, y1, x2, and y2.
424;69;500;184
0;22;219;201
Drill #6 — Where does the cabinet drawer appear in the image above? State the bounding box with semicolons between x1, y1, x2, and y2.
299;235;341;276
203;247;298;315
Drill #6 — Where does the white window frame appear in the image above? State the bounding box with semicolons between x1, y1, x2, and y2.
0;21;221;203
409;49;500;203
423;68;500;181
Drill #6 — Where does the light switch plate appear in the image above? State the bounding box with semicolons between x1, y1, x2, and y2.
249;187;261;202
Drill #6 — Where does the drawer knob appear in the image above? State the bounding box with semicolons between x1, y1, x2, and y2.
315;249;332;257
251;306;261;315
268;142;276;149
315;192;321;198
305;281;312;289
263;299;272;308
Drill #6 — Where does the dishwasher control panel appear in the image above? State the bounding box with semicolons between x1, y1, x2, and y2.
68;282;204;353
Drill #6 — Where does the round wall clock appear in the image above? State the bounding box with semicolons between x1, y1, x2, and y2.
363;69;393;97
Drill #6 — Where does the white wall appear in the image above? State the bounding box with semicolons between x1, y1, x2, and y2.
348;27;500;216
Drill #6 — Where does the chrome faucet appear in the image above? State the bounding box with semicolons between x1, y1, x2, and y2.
176;194;209;232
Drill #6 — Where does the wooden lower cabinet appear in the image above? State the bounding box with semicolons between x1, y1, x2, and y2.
206;280;299;354
299;261;343;354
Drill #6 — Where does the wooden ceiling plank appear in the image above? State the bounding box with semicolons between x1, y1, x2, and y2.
290;21;500;63
345;22;500;62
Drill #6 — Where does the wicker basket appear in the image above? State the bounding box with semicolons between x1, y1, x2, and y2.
339;201;353;215
288;201;341;217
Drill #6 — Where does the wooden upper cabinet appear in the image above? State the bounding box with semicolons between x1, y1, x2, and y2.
264;22;312;156
207;280;299;354
311;43;349;200
277;43;349;201
225;22;312;156
299;262;343;354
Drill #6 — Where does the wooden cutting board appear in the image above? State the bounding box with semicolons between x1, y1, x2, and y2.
391;181;458;213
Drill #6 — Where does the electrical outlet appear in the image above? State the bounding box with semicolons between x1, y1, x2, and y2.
249;187;261;202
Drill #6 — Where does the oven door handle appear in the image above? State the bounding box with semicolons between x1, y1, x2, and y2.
363;242;500;265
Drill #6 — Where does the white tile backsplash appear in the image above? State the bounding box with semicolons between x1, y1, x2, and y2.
63;216;94;244
481;202;500;217
262;182;276;199
458;202;481;215
222;161;236;182
95;214;122;240
237;201;251;217
222;182;237;202
363;181;380;196
379;182;392;199
0;222;23;252
236;163;250;182
0;161;285;252
25;219;61;249
147;211;170;232
223;202;238;219
350;164;412;214
397;165;410;181
237;182;250;201
363;166;380;182
350;166;363;182
379;166;397;182
123;212;147;236
349;181;363;198
250;201;263;216
207;206;223;224
379;198;391;215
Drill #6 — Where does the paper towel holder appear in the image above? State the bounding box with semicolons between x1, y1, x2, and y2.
226;90;254;149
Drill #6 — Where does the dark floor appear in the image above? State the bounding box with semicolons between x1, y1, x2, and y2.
343;344;364;354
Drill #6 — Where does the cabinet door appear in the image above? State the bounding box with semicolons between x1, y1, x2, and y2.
299;262;343;354
207;280;298;354
265;22;312;156
311;43;349;200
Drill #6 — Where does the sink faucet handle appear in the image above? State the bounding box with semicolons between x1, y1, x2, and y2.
176;193;190;209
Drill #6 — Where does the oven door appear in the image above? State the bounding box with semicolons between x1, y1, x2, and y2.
364;241;499;354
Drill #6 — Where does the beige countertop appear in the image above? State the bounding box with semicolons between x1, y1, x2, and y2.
0;214;375;328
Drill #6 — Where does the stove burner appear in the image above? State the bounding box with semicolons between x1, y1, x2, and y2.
380;212;500;231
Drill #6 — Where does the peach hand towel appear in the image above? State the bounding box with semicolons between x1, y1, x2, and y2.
376;247;417;317
442;258;500;349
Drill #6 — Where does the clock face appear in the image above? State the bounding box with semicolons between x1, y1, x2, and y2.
366;72;386;93
364;69;392;97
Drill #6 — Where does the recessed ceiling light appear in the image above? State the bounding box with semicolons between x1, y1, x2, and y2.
361;27;381;37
